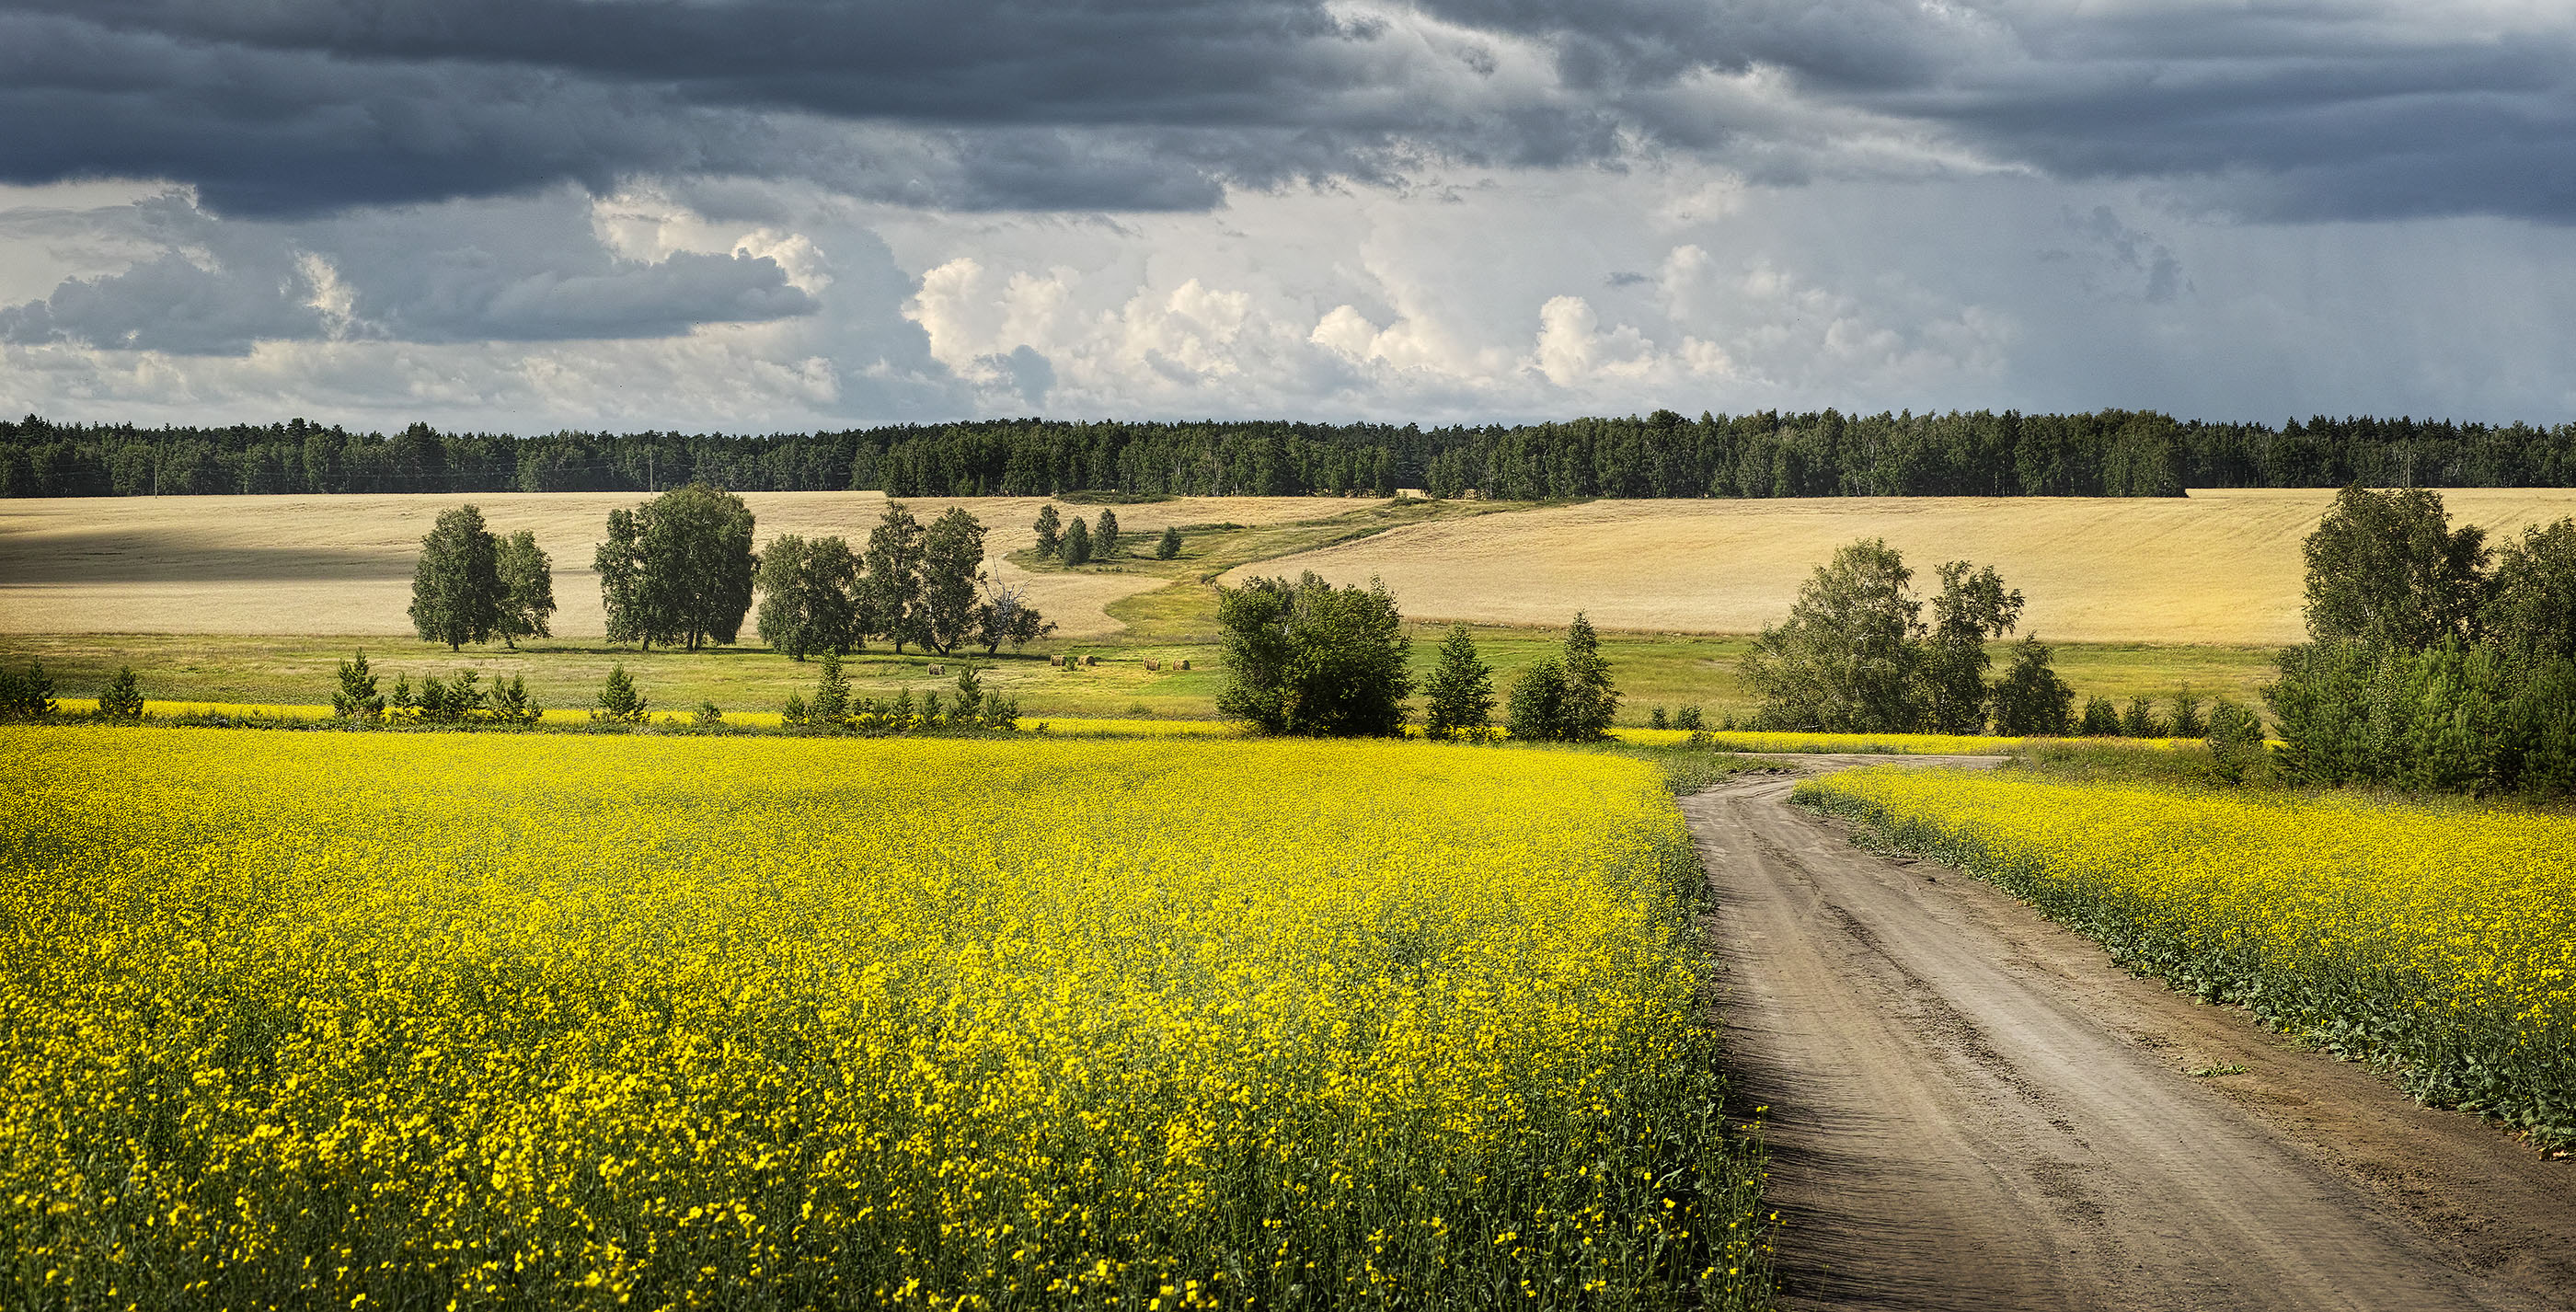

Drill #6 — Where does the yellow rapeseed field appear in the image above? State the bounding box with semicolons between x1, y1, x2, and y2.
46;699;1243;738
42;702;2030;752
1795;769;2576;1146
1;728;1768;1311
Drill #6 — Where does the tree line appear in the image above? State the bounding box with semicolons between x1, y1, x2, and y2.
10;409;2575;500
1726;486;2576;793
1208;571;1616;742
2266;489;2576;793
411;486;1055;662
1731;542;2096;737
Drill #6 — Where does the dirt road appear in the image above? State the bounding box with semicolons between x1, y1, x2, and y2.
1685;762;2575;1312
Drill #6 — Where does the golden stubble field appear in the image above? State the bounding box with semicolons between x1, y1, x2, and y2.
1219;489;2576;646
0;492;1338;639
7;488;2576;645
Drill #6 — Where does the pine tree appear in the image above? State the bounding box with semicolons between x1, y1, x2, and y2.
811;652;852;724
593;664;648;724
1156;525;1181;559
1095;510;1121;558
2120;696;2166;738
1062;516;1093;566
96;666;144;719
0;659;55;719
333;651;385;720
1558;612;1618;741
2169;685;2208;738
1421;623;1495;740
1033;505;1063;558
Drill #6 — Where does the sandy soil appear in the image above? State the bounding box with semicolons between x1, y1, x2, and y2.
1224;489;2576;645
1687;762;2575;1311
0;492;1336;638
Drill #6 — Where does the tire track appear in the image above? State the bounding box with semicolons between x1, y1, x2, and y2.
1686;760;2573;1312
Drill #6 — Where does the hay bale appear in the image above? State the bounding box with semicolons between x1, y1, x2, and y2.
1178;658;1191;671
926;663;945;675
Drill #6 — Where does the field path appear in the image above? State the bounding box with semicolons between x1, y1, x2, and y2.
1686;762;2575;1312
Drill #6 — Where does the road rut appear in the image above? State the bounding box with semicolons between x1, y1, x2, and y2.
1685;762;2574;1312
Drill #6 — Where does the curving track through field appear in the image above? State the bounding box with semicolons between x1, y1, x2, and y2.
1685;760;2575;1312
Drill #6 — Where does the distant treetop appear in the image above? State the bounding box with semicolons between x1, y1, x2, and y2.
4;409;2570;500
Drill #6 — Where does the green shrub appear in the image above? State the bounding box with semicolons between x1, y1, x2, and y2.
2169;685;2207;738
416;671;486;724
488;675;540;726
2119;696;2166;738
2079;696;2121;736
2205;699;2267;782
1988;637;2075;736
0;660;55;719
2269;640;2576;796
1505;658;1566;742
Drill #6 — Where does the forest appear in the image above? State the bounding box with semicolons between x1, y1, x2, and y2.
4;408;2573;501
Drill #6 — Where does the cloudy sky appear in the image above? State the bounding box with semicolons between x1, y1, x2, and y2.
3;0;2574;432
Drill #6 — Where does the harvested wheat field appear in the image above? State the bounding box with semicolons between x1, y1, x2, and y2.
1220;489;2576;646
0;492;1336;638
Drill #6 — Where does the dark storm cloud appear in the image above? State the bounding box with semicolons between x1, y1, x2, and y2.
3;1;2573;223
0;252;325;354
0;192;818;354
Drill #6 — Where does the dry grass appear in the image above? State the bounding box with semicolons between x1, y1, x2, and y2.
1216;489;2576;646
0;492;1343;639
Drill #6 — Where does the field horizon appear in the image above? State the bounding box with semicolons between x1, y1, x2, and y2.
14;485;2544;723
10;488;2574;648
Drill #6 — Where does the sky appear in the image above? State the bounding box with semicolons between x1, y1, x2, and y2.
3;0;2575;432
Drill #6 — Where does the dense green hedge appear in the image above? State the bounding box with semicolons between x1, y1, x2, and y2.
2270;642;2576;796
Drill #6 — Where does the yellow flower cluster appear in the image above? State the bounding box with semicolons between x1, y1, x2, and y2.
1797;768;2576;1145
0;729;1769;1310
50;698;1241;738
1611;727;2061;754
